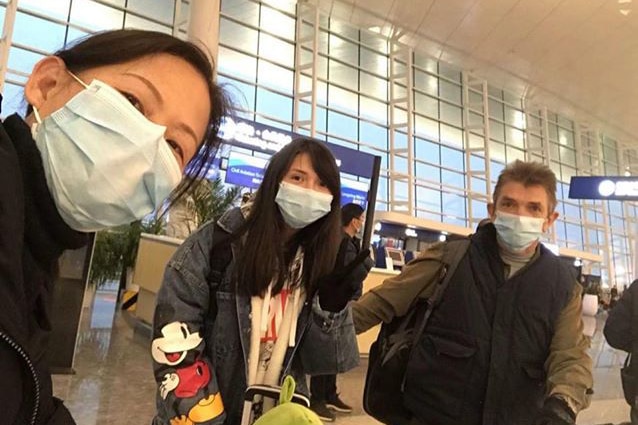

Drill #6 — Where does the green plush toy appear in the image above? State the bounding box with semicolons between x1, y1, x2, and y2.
253;376;324;425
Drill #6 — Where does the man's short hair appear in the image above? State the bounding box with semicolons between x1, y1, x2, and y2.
341;203;364;227
493;160;557;213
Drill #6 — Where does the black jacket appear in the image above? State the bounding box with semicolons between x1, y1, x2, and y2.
403;223;575;425
336;233;373;300
605;280;638;353
0;110;87;425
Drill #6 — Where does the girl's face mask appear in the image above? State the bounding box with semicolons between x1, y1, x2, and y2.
275;181;333;229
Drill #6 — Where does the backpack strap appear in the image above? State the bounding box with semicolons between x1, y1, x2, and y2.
206;223;234;320
400;238;471;390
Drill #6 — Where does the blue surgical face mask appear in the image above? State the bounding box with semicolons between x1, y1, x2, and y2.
32;72;182;232
493;211;546;252
275;181;333;229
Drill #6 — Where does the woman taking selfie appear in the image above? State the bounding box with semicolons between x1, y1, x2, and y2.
0;29;230;424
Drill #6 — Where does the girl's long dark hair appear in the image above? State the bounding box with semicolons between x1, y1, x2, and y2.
234;138;342;297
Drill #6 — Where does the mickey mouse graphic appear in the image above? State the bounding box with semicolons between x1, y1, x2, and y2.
153;322;211;399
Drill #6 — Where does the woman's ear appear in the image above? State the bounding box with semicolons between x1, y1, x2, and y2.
24;56;69;111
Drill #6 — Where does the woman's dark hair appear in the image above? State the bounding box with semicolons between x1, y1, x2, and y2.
31;29;232;206
234;138;342;297
341;203;364;227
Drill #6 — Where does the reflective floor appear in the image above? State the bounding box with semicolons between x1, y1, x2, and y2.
52;287;629;425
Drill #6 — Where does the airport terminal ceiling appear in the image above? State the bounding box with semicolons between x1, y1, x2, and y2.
307;0;638;144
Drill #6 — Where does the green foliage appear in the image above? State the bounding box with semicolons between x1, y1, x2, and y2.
184;177;241;233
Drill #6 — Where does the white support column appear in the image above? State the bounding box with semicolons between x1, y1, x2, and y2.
462;72;491;227
388;36;414;214
293;2;319;137
0;0;19;92
187;0;221;76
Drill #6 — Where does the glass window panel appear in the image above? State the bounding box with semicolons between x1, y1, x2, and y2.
124;14;171;32
257;60;293;94
360;97;387;124
221;0;259;25
414;92;438;118
414;115;439;142
0;82;25;118
392;130;408;151
468;112;483;127
548;123;559;141
258;33;294;67
262;0;296;13
440;102;462;127
491;160;505;180
440;146;464;170
66;27;90;44
554;222;566;241
439;80;461;104
415;162;441;183
260;6;295;40
441;169;465;189
18;0;71;20
13;12;67;52
560;165;576;183
468;90;483;111
7;47;44;75
220;18;258;54
504;106;525;129
440;124;463;149
414;138;439;163
70;0;124;31
438;62;461;83
558;128;575;148
558;115;573;129
315;106;328;133
414;54;438;73
505;126;525;149
394;155;408;174
327;135;354;149
360;121;388;150
328;85;358;115
328;60;358;88
327;110;358;140
393;180;409;202
127;0;174;24
471;154;486;172
329;34;358;65
471;177;487;195
360;47;387;75
560;147;576;166
489;119;505;143
468;132;485;150
488;98;504;120
360;72;387;100
550;143;560;161
414;70;438;97
503;91;521;108
471;198;488;219
218;47;257;81
609;200;624;216
217;75;256;111
255;89;292;122
490;141;506;163
416;186;441;212
256;114;291;131
442;193;466;219
506;146;525;163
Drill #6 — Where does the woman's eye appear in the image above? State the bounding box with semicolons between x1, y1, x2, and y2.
120;91;144;113
167;140;184;162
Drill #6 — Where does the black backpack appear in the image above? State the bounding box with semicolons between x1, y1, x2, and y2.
363;238;470;425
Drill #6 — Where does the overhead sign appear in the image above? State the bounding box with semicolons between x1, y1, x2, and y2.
569;176;638;200
219;117;377;178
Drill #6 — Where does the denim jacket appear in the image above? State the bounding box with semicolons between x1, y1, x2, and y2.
152;207;359;425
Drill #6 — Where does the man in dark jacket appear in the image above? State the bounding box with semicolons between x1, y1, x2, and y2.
310;203;374;421
604;279;638;424
353;161;592;425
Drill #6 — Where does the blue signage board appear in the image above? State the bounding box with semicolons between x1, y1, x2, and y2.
219;117;377;178
569;176;638;200
224;151;266;189
341;179;369;209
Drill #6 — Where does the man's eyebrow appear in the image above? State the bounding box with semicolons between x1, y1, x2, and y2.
123;72;163;105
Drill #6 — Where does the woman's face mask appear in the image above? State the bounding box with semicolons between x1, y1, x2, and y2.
32;72;182;232
275;181;333;229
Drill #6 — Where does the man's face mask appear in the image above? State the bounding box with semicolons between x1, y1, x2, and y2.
32;72;182;232
492;211;546;252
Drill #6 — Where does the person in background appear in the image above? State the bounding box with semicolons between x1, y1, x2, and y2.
604;279;638;424
353;160;593;425
152;138;366;425
0;29;230;425
310;203;374;422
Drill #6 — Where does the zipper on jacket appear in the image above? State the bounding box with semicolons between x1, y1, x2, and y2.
0;331;40;425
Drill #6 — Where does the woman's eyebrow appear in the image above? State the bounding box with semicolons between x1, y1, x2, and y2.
123;72;163;105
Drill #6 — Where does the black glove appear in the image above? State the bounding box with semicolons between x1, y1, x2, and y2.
317;249;371;312
534;397;576;425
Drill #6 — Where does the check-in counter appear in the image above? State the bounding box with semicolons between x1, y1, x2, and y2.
134;233;183;325
356;267;400;355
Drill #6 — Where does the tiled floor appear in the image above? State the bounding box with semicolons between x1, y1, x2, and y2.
52;287;630;424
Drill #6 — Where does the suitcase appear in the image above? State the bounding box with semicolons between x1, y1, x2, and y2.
240;383;311;425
